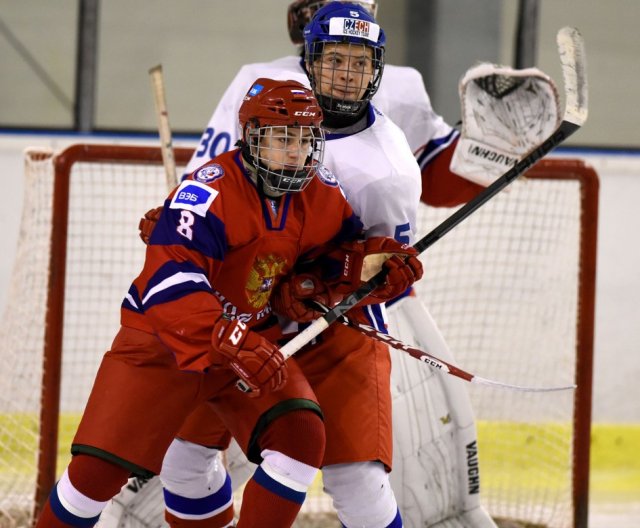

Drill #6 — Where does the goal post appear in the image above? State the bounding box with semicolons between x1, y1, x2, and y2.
408;158;596;528
35;145;193;516
0;144;597;528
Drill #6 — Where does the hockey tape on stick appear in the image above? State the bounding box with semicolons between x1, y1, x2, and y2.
277;27;588;362
149;64;179;191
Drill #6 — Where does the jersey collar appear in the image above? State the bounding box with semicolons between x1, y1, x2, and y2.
324;104;377;140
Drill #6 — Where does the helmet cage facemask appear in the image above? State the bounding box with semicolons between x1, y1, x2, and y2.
244;123;325;195
306;40;384;118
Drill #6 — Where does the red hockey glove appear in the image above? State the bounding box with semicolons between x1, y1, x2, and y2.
369;253;423;302
138;206;163;244
327;237;423;301
211;318;288;397
271;273;343;322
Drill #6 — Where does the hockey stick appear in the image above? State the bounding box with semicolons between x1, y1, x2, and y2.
275;26;588;363
329;306;575;392
149;64;179;190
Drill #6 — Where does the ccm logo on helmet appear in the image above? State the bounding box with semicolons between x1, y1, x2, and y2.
294;111;317;116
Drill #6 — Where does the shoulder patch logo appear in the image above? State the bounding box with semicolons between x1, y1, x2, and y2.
195;164;225;183
315;164;339;187
248;83;264;96
169;180;218;217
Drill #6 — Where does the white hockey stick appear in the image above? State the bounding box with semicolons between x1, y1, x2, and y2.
149;64;179;190
275;27;588;363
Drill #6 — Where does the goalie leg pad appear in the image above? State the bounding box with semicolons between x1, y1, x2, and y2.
322;461;400;528
225;439;257;492
160;439;233;522
387;296;496;527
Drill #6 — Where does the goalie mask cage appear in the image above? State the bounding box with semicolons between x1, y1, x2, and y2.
0;144;597;528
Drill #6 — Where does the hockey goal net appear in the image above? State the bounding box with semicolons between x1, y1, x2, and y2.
0;144;597;528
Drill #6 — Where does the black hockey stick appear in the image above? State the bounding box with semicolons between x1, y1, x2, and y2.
275;26;588;363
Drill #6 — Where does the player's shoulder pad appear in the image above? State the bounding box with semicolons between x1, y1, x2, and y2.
382;63;423;84
314;164;339;187
169;180;219;217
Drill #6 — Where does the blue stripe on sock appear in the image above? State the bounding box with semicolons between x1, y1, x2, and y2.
163;473;232;515
48;484;101;527
252;465;306;505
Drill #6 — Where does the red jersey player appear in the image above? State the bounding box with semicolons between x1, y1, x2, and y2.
34;78;422;528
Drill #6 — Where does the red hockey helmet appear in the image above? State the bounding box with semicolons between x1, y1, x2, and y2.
238;78;325;195
287;0;378;45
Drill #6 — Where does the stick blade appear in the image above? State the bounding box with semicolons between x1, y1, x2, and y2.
472;375;577;393
557;26;588;126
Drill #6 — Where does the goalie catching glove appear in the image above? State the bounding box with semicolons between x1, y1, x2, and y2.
272;237;423;322
450;63;561;186
211;317;288;397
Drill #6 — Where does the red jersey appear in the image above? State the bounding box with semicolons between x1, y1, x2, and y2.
419;137;485;207
121;149;362;372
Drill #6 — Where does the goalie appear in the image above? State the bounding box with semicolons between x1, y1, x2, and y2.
109;1;561;527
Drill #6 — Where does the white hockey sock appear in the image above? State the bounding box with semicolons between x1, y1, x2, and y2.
323;461;401;528
49;469;107;526
259;448;318;492
160;439;233;520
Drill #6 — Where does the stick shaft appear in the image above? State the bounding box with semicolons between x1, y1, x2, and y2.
149;64;178;191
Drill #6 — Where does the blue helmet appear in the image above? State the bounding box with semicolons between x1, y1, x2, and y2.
303;2;385;118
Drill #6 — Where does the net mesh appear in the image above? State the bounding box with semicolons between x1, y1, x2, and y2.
0;147;594;527
474;74;525;99
412;177;581;527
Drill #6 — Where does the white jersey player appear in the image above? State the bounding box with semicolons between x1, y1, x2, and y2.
174;3;494;528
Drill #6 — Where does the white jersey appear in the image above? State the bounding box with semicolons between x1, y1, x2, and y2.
321;106;421;245
322;108;421;331
185;54;422;243
170;54;491;528
184;55;457;176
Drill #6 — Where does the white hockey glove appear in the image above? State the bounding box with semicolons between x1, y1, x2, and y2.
450;63;561;186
